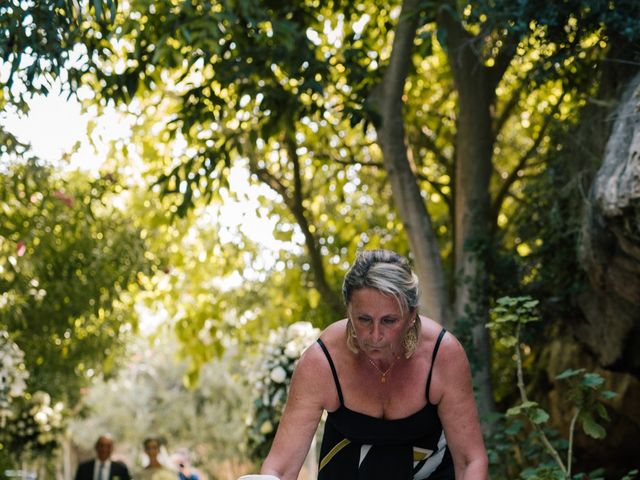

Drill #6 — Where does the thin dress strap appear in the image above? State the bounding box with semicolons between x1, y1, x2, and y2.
317;338;345;406
425;328;447;403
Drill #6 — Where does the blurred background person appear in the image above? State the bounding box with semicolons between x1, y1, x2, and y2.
177;458;199;480
135;437;175;480
74;434;132;480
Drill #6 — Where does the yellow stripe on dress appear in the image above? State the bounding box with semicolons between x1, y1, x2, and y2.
413;446;434;462
319;438;351;471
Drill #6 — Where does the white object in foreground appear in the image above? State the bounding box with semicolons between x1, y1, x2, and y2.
237;476;280;480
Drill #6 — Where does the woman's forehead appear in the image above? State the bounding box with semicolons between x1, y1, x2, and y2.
350;288;401;309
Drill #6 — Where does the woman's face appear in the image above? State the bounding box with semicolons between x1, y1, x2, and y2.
348;287;414;357
144;440;160;459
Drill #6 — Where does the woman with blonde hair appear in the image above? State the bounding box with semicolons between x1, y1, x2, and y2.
244;249;488;480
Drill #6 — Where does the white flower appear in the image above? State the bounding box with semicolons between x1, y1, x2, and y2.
270;388;285;407
9;376;27;397
284;341;300;358
287;321;319;340
269;366;287;384
34;411;48;425
245;414;254;426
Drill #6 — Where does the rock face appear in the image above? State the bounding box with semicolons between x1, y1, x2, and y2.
579;72;640;375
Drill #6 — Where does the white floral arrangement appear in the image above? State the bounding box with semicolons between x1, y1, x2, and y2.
0;330;29;422
245;321;320;460
1;390;65;458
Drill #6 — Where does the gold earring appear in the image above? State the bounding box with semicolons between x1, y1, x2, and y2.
402;316;421;358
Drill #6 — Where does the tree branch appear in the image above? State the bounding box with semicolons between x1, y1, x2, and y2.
491;94;565;226
493;81;527;141
282;130;344;316
514;324;568;476
245;134;344;317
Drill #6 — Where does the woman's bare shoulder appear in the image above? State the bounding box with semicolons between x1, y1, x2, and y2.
419;319;471;402
433;324;466;363
290;320;346;411
297;320;346;369
319;319;348;340
415;316;448;353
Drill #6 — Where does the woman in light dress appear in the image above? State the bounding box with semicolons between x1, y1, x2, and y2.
135;437;176;480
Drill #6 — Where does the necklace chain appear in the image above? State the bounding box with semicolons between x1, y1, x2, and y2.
366;355;400;383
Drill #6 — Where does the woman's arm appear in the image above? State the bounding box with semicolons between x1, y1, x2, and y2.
434;334;489;480
260;344;328;480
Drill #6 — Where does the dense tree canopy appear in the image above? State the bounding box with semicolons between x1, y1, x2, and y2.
0;159;151;404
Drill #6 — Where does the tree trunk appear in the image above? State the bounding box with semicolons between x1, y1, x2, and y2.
373;0;498;418
370;0;453;326
438;8;497;417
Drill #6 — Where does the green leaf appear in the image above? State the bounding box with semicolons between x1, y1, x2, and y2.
595;403;610;421
506;401;539;417
581;414;606;439
497;296;518;306
599;390;617;400
555;368;584;380
505;419;524;435
529;407;550;424
581;373;604;388
506;405;523;417
499;337;518;348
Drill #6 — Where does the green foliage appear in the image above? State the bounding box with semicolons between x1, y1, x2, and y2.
0;0;116;109
486;413;570;480
620;470;639;480
0;160;151;406
487;295;630;479
490;296;540;333
553;368;616;440
91;82;410;375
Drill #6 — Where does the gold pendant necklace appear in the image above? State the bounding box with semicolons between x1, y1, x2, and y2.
366;355;400;383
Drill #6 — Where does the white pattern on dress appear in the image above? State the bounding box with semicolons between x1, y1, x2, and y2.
358;444;373;468
413;431;447;479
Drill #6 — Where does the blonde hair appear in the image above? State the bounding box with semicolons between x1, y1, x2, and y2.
342;250;419;312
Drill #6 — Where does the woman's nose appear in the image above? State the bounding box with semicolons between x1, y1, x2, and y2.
371;323;382;340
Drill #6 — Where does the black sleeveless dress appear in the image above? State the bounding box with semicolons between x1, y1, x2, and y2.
316;328;454;480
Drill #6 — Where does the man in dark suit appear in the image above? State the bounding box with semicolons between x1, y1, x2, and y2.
74;435;132;480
